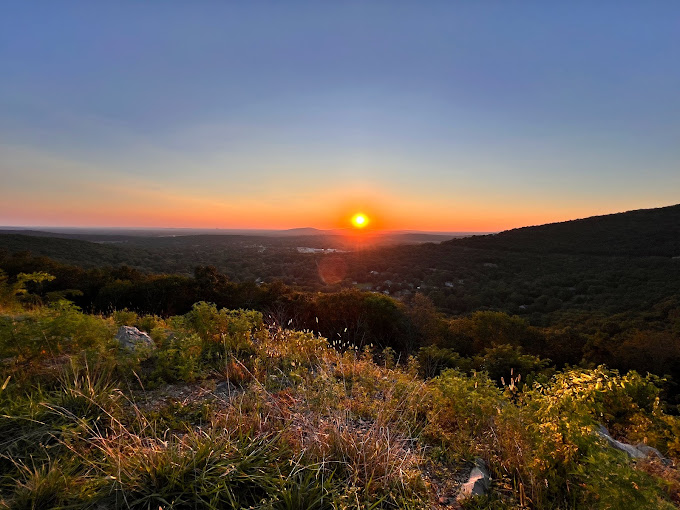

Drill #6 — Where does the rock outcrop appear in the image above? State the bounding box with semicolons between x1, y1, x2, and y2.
457;457;491;499
596;425;672;465
115;326;155;351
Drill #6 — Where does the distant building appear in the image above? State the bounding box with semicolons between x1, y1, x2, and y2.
296;247;346;254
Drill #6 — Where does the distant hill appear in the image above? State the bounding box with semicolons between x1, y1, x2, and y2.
0;227;469;243
449;204;680;257
0;233;132;268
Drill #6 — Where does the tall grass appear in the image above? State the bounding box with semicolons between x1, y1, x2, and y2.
1;302;680;508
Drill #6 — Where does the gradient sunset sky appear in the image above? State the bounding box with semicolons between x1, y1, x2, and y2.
1;2;679;232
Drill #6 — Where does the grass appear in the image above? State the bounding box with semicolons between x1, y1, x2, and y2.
1;301;680;508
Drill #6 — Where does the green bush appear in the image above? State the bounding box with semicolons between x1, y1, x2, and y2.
424;369;502;460
417;345;471;378
0;301;113;362
473;343;550;388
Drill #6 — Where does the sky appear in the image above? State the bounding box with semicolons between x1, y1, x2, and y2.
1;2;679;232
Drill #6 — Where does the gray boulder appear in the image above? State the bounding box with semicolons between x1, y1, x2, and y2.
635;443;673;466
115;326;155;351
457;457;491;499
596;425;672;465
596;425;645;459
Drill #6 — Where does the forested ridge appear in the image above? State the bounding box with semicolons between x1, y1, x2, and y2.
450;203;680;257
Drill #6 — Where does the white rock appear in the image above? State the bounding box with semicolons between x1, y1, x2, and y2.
115;326;155;351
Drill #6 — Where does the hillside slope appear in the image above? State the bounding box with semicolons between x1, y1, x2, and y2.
450;204;680;257
0;234;135;268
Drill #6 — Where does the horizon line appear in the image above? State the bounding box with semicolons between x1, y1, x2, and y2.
0;225;495;235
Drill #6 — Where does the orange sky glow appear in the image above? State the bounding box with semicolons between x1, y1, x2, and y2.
2;181;669;233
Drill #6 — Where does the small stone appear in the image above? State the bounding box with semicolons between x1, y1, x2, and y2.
457;458;490;499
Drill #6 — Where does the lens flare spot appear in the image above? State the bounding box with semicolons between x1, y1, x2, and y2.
318;255;347;285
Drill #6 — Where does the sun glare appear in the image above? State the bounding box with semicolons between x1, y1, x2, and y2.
351;213;369;229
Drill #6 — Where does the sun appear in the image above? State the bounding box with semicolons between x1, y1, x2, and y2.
351;213;369;229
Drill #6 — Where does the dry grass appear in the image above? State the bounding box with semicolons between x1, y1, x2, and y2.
3;303;680;509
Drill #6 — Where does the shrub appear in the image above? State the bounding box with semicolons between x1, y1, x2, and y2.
417;345;471;378
472;343;550;388
424;369;502;460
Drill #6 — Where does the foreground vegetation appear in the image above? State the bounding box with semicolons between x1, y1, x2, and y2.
1;277;680;509
2;247;679;409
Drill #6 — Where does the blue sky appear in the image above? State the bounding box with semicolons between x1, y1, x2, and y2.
1;2;679;230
